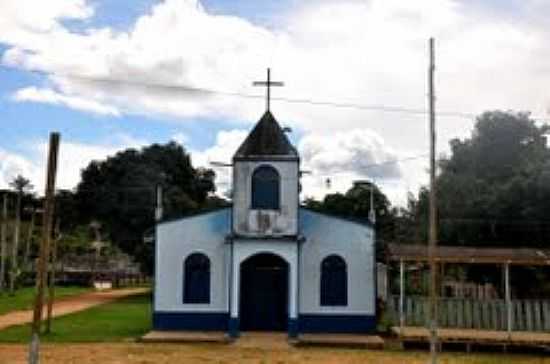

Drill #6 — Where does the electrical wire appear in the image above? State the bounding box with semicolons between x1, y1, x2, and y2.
4;65;549;121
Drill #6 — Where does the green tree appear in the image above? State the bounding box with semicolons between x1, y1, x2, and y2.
416;110;550;247
8;175;33;293
76;142;217;272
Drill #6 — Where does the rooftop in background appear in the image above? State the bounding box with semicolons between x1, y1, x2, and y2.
233;111;298;160
386;243;550;265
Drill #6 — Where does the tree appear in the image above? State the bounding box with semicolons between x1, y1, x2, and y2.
76;142;217;272
8;175;33;293
416;110;550;247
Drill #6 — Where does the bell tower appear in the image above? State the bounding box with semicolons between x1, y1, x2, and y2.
232;70;299;237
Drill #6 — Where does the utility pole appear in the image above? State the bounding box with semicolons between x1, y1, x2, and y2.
428;37;439;364
29;132;60;364
0;194;8;293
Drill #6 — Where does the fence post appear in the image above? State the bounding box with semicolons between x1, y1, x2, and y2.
504;262;512;337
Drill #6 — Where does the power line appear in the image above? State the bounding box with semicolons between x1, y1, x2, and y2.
302;154;429;178
5;65;549;121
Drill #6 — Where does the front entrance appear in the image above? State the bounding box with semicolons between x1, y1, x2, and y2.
239;253;289;331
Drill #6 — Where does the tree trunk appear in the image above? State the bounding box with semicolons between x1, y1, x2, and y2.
0;194;8;294
9;191;22;294
24;210;36;270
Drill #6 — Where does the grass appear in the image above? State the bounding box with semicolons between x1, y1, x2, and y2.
0;292;151;342
0;286;90;316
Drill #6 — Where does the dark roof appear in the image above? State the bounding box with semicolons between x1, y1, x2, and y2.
234;111;298;159
386;242;550;265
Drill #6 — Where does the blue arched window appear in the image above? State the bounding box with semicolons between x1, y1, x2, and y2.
251;165;280;210
183;253;210;304
320;255;348;306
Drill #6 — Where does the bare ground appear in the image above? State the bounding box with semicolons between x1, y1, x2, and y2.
0;342;549;364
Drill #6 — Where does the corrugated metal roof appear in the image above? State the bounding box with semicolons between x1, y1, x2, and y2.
386;242;550;265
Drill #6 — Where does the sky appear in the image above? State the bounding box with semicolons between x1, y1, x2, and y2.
1;0;549;206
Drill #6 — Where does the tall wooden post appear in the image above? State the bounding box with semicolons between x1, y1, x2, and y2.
46;219;60;333
428;37;439;363
0;194;8;293
29;132;60;364
399;259;405;329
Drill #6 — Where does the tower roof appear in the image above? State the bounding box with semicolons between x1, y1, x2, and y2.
234;111;298;160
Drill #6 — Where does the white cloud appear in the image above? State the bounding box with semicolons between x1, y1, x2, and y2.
13;87;120;116
0;135;147;194
3;0;550;203
191;129;248;197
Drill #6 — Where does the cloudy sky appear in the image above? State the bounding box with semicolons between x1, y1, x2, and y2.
1;0;549;205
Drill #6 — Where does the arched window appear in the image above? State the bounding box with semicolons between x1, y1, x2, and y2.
320;255;348;306
183;253;210;304
251;165;280;210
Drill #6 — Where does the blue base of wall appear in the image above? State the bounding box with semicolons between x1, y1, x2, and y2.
153;312;376;335
228;318;240;338
153;312;229;331
288;318;299;338
298;314;376;334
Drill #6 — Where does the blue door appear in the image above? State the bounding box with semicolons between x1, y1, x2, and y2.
239;253;288;331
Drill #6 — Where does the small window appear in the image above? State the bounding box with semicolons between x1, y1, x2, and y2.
320;255;348;306
251;165;280;210
183;253;210;304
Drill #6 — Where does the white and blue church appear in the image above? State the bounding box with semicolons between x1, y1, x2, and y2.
153;105;376;338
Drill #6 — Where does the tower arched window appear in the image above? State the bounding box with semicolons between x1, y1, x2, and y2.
320;255;348;306
183;253;210;304
251;165;280;210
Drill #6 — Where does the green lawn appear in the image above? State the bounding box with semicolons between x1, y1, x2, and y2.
0;286;90;316
0;292;151;342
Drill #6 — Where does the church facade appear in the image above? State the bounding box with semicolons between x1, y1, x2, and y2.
153;110;376;338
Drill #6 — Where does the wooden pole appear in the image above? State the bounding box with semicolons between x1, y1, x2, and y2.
46;219;60;334
0;194;8;293
428;37;439;363
155;184;163;222
399;259;405;329
29;132;60;364
505;262;512;337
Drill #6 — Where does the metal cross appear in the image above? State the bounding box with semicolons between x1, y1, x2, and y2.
253;68;284;111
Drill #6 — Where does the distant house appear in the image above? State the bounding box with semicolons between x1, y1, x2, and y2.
153;108;376;338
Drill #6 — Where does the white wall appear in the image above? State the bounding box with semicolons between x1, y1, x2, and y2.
155;208;230;313
298;209;376;315
232;160;299;237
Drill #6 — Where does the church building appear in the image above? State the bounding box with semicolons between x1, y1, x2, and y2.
153;87;376;338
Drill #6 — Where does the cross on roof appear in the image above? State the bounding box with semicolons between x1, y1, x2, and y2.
253;68;284;112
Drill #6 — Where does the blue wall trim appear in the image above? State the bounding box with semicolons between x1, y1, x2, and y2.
153;312;229;331
153;312;376;335
298;314;376;334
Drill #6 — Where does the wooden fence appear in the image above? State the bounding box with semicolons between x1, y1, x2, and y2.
387;295;550;332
